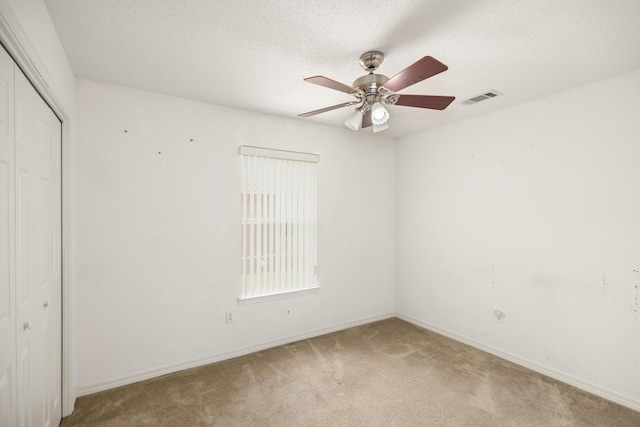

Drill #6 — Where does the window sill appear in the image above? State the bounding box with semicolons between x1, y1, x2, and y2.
238;286;321;305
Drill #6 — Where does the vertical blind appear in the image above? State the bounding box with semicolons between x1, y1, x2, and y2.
240;146;318;299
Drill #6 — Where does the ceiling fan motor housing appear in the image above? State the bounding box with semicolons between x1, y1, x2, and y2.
353;73;389;103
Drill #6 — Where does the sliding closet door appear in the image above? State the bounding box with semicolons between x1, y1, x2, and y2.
15;58;39;427
31;77;60;427
0;43;61;427
34;94;62;427
14;55;62;427
0;45;16;427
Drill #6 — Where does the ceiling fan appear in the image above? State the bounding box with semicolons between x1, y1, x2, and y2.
299;51;455;133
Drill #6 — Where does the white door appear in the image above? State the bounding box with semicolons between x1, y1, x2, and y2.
34;87;62;427
15;58;39;427
0;44;16;427
2;44;62;427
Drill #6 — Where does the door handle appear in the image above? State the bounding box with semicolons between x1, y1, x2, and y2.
44;301;50;309
23;322;32;331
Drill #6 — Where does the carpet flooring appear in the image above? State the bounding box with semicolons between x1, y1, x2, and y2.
61;318;640;426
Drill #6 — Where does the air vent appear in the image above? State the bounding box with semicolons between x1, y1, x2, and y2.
462;90;503;105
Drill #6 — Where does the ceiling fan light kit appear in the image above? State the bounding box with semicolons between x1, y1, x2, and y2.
370;101;389;125
299;51;455;133
344;110;363;131
373;122;389;133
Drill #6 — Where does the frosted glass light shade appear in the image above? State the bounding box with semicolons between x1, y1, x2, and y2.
373;122;389;133
371;102;389;125
344;110;362;131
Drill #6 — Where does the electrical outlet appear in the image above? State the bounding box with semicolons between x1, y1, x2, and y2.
494;309;505;323
226;312;233;324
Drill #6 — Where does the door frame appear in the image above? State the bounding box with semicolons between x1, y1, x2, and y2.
0;8;76;416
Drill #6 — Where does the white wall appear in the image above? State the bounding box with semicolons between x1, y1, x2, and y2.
396;69;640;408
0;0;77;415
75;79;396;392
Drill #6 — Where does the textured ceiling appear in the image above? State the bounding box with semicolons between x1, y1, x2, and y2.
44;0;640;138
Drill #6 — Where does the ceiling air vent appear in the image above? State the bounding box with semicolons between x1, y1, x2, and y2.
462;90;503;105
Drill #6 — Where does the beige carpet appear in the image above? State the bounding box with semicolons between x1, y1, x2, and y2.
61;318;640;426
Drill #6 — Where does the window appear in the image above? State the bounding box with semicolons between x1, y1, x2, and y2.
240;146;318;301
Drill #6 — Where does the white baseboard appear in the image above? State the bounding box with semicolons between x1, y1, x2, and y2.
76;312;395;397
396;312;640;413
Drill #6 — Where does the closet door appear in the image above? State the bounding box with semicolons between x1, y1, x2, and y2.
0;45;16;427
0;43;61;427
34;93;62;427
14;55;62;427
15;58;39;427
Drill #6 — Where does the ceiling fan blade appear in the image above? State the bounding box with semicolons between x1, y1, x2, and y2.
382;56;448;93
362;110;372;128
298;101;359;117
394;94;455;110
304;76;356;94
